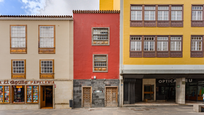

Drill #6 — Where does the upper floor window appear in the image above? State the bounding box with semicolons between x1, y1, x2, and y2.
191;36;204;57
157;37;168;51
11;59;26;79
39;59;54;79
92;28;109;45
93;55;108;72
38;25;55;54
158;6;169;21
144;36;155;51
130;36;142;51
171;6;182;21
144;6;155;20
192;6;203;21
10;25;27;54
131;6;142;21
170;37;182;51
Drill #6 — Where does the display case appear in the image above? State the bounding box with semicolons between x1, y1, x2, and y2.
26;86;39;103
0;86;10;103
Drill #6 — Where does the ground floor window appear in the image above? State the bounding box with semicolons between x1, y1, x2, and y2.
0;86;10;103
13;86;25;103
26;86;39;103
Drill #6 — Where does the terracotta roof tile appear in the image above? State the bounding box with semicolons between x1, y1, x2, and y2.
0;15;72;18
73;10;120;14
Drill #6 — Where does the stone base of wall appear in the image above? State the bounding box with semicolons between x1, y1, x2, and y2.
73;79;119;108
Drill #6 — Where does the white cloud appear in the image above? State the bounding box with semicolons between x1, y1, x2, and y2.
21;0;99;15
0;0;4;2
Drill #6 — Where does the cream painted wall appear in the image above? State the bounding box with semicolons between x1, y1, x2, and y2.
0;20;73;80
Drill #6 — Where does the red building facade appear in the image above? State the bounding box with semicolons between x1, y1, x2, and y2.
73;10;120;108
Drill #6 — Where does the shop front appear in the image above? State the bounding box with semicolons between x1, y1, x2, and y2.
122;74;204;104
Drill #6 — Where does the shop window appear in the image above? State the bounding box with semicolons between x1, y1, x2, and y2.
10;25;27;54
93;55;108;72
191;36;203;57
40;59;54;79
38;25;55;54
0;86;10;103
144;6;156;27
157;6;170;27
170;36;182;57
130;36;142;57
92;28;109;45
192;5;204;27
26;86;39;103
11;60;26;79
143;36;155;57
13;86;25;103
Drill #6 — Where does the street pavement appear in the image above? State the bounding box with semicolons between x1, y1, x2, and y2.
0;106;203;115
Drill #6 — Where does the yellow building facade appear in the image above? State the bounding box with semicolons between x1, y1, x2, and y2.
100;0;120;10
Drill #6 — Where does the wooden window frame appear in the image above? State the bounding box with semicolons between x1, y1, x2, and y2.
157;36;169;57
38;25;55;54
11;59;26;79
130;35;142;57
93;54;108;72
39;59;54;79
170;35;183;57
92;27;110;46
191;5;204;27
26;85;39;104
130;5;143;27
129;35;183;58
12;85;25;104
157;5;170;27
10;25;27;54
143;35;156;57
144;5;157;27
0;86;10;104
130;4;183;27
171;5;184;27
191;35;204;57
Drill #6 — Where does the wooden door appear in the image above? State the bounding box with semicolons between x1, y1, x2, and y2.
83;87;91;108
40;86;46;108
106;87;118;107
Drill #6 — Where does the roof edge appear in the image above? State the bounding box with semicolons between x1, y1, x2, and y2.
73;10;120;14
0;15;72;18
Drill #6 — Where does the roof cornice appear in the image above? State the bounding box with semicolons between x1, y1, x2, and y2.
73;10;120;14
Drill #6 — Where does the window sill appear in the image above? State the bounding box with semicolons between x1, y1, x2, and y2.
11;74;26;79
38;48;55;54
40;73;54;79
10;48;27;54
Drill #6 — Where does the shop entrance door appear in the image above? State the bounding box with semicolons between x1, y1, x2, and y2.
106;87;118;107
40;86;53;109
82;87;91;108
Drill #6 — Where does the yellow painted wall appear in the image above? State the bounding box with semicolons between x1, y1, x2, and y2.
123;0;204;65
100;0;120;10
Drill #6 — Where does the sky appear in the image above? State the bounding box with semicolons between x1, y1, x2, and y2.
0;0;99;15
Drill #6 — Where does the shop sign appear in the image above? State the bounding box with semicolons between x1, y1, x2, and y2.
0;80;54;85
158;79;193;83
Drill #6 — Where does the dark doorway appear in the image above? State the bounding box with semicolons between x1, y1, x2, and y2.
123;79;142;104
41;86;53;109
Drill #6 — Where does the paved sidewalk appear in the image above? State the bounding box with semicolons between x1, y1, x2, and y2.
0;106;203;115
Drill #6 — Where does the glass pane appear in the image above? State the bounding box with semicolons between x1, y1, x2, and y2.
4;86;9;103
33;86;38;103
13;86;24;102
0;86;3;103
27;86;32;103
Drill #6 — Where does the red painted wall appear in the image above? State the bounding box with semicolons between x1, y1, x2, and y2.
74;13;119;79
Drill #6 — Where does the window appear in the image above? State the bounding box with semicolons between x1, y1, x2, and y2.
26;86;39;103
191;36;202;51
170;37;182;51
93;55;108;72
144;37;155;51
131;6;142;20
192;6;203;21
157;37;168;51
13;86;25;103
40;59;54;79
0;86;10;103
171;6;182;21
39;25;55;54
11;60;26;79
144;6;155;20
10;25;27;54
130;35;183;58
191;36;203;57
158;6;169;21
92;28;109;45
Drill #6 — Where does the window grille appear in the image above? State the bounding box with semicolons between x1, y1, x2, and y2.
93;55;107;72
92;28;109;45
13;61;25;73
41;61;53;73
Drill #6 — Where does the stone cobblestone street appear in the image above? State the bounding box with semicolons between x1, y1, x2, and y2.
0;106;203;115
